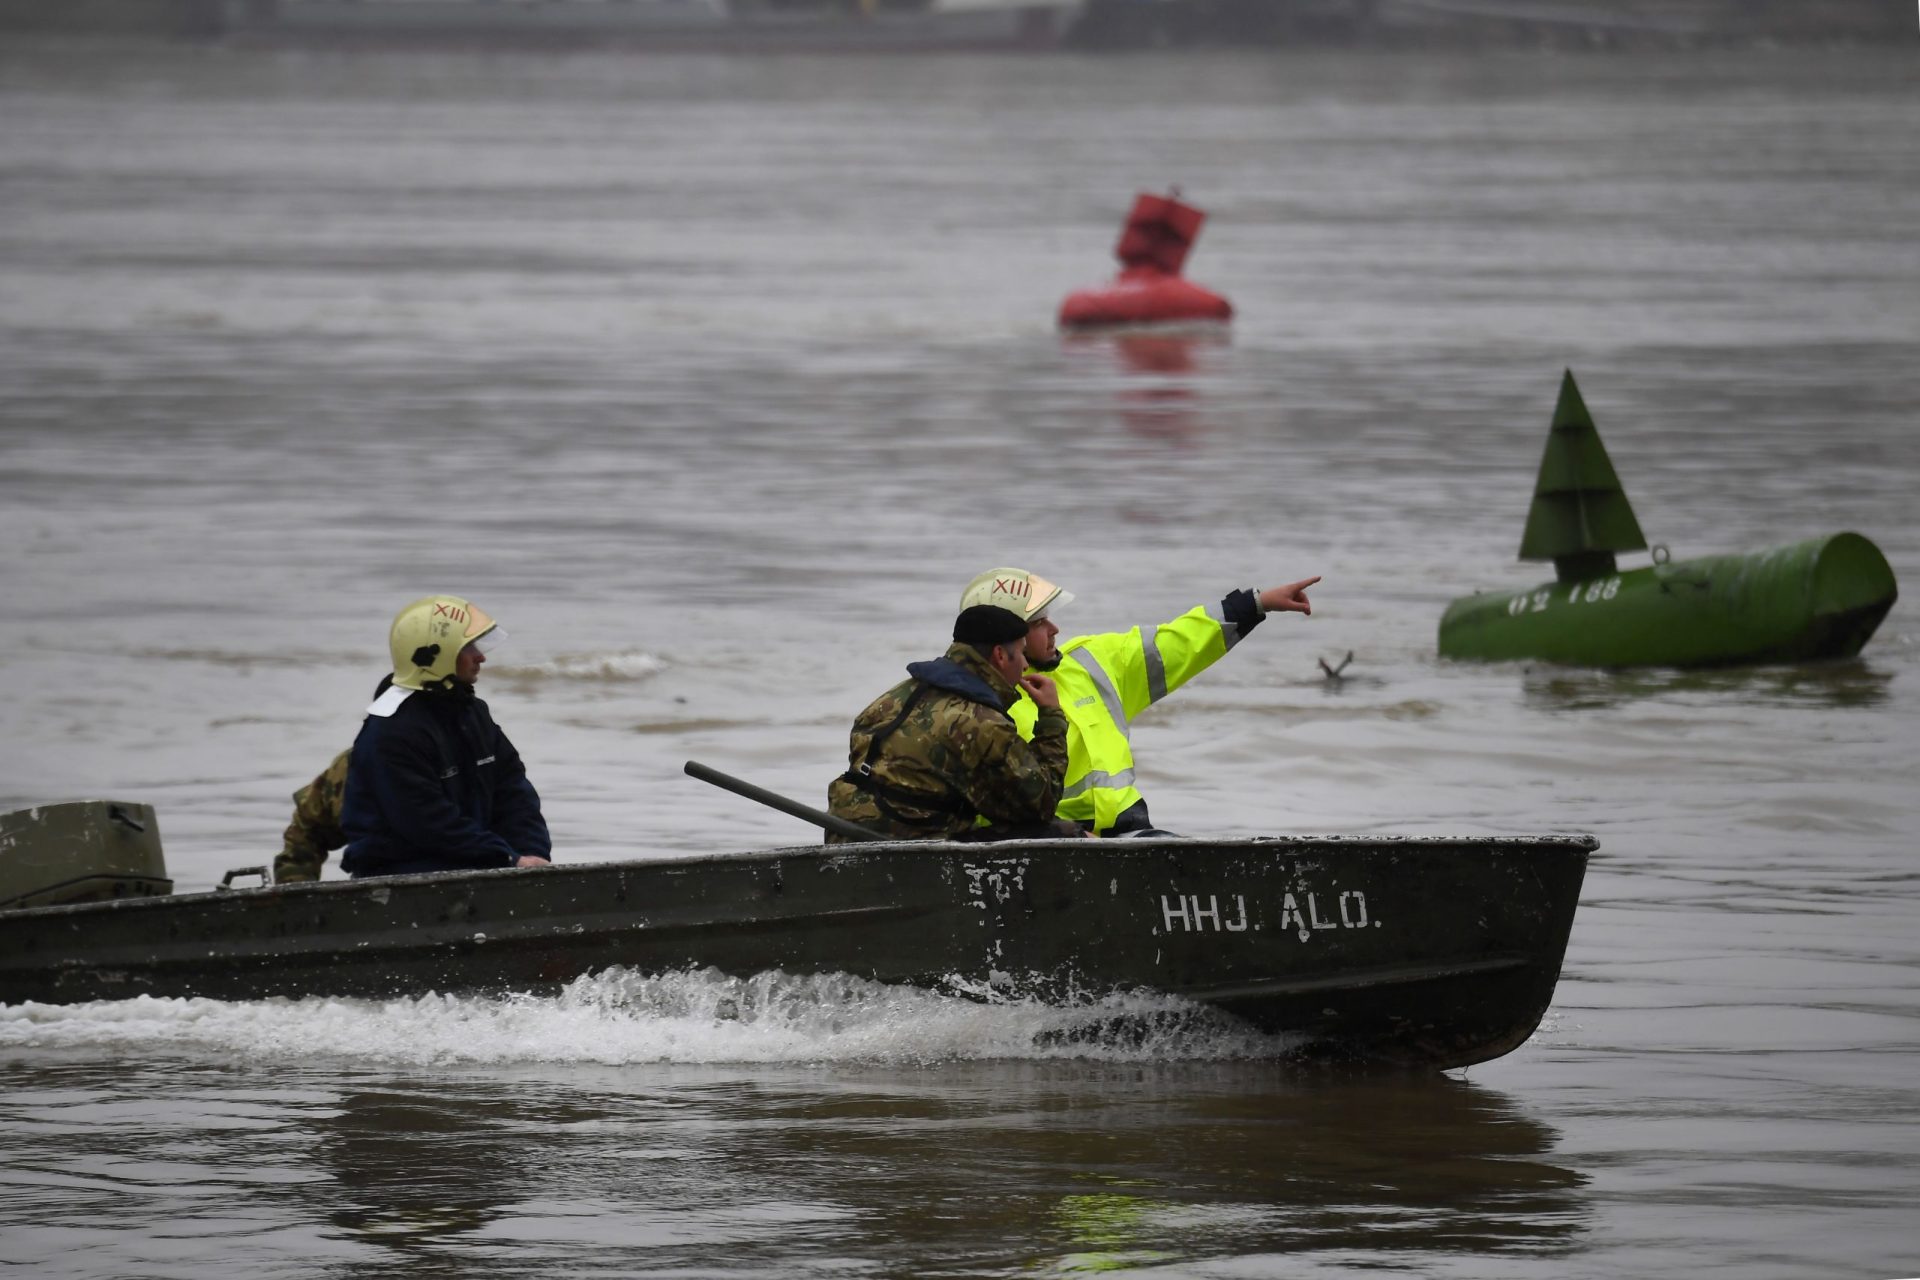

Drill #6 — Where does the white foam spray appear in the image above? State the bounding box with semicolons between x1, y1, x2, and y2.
0;968;1296;1067
499;651;665;682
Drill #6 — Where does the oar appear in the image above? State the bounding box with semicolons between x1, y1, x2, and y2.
683;760;886;843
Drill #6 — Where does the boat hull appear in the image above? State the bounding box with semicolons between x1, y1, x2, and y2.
0;835;1591;1070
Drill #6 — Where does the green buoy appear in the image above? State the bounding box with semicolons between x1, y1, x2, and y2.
1438;371;1898;668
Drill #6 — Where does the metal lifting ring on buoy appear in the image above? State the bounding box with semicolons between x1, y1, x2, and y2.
1651;544;1671;565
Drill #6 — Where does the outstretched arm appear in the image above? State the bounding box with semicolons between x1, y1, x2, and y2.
1064;576;1328;721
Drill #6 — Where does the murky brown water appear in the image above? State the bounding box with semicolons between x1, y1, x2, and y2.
1;40;1916;1278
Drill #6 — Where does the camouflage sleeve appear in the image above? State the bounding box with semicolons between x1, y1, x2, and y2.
955;702;1068;831
273;750;351;883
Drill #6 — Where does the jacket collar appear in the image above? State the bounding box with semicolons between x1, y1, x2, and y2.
902;643;1019;712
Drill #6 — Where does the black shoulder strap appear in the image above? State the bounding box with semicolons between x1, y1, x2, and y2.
855;681;934;772
840;681;971;823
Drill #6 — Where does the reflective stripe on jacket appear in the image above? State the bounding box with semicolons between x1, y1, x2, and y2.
1007;596;1257;834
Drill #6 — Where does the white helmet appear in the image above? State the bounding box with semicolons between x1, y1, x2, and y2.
959;567;1073;622
387;595;501;692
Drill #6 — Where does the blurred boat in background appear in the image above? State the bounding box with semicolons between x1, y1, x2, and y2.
217;0;1089;51
2;0;1907;47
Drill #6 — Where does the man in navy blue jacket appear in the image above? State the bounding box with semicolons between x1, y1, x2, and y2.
340;596;551;879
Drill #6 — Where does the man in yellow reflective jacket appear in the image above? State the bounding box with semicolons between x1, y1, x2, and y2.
959;567;1320;836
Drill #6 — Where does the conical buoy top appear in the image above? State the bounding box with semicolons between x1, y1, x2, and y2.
1518;370;1648;580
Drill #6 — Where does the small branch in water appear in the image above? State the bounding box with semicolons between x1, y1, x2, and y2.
1319;651;1354;680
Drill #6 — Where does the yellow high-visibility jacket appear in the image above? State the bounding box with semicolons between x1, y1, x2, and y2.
1005;590;1266;834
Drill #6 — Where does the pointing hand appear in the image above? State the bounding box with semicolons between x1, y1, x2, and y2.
1259;576;1321;617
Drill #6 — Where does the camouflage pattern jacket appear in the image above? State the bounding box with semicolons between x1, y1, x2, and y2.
827;643;1069;843
274;749;351;883
274;676;392;883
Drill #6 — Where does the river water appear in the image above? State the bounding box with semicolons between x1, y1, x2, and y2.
1;39;1916;1278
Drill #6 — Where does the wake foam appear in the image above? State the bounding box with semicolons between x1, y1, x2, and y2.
499;651;664;682
0;968;1296;1066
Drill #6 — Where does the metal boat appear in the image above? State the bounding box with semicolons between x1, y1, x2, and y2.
0;800;1590;1070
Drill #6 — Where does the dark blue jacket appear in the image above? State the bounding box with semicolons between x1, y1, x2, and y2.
339;688;550;879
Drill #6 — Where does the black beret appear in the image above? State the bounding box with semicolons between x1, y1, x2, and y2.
953;604;1030;646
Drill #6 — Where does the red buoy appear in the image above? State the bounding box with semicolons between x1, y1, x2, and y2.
1058;191;1233;330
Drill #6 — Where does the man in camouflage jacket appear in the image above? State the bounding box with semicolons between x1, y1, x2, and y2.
272;675;393;882
827;602;1071;843
274;749;350;883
